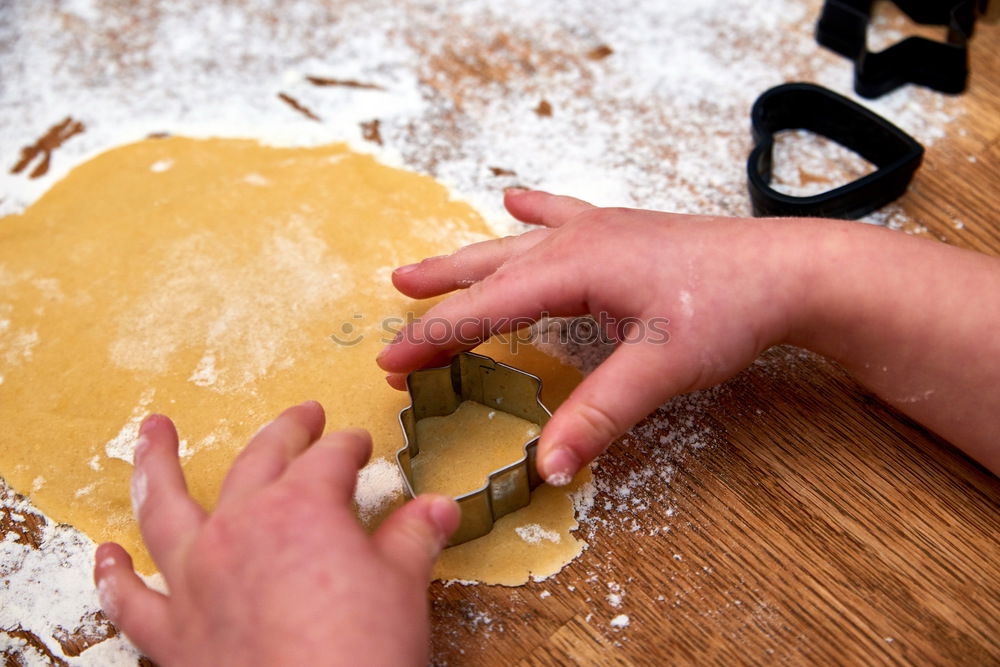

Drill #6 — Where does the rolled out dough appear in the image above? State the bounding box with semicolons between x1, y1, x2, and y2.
0;137;590;585
413;400;540;497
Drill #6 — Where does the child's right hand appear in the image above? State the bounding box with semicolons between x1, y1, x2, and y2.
94;404;459;666
378;189;813;484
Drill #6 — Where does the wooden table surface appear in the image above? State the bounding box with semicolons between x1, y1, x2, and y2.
2;2;999;665
427;16;1000;667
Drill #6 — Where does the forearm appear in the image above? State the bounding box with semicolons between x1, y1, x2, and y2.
785;220;1000;475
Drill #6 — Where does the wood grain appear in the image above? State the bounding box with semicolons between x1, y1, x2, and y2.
426;14;1000;667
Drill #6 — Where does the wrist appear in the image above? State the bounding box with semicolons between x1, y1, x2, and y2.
741;217;839;352
780;219;913;361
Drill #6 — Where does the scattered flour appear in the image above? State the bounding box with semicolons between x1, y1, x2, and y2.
103;388;155;464
606;581;624;608
678;290;695;321
353;457;405;524
514;523;563;545
73;482;97;499
610;614;630;629
130;466;148;517
187;350;219;387
243;172;270;186
544;471;573;487
1;328;39;367
0;482;144;664
94;577;117;622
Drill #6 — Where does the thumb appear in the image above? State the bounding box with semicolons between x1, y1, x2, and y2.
537;341;687;485
372;495;460;581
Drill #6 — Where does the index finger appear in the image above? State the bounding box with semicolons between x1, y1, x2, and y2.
504;189;594;227
280;428;373;504
376;261;586;374
131;415;206;581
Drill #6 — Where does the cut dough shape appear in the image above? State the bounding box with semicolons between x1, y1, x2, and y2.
433;471;590;585
413;400;540;497
0;137;590;584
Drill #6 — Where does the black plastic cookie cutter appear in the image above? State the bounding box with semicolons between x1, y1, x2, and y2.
746;82;924;219
816;0;988;98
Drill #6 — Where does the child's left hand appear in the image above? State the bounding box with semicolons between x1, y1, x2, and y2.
94;401;459;666
376;189;807;484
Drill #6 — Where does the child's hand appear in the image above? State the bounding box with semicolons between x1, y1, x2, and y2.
377;189;809;484
380;189;1000;479
94;402;459;666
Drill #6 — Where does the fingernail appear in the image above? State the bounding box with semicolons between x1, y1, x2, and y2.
505;186;529;195
252;419;272;439
429;496;460;544
542;447;580;486
138;414;158;437
394;263;419;275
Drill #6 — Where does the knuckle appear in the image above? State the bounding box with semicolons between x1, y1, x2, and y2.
572;206;613;227
184;530;234;584
419;252;449;266
478;266;515;291
556;214;602;247
339;432;372;465
574;400;626;445
261;482;314;515
392;516;438;560
447;244;472;264
252;416;311;457
279;408;313;438
459;275;492;304
192;517;238;559
134;486;172;529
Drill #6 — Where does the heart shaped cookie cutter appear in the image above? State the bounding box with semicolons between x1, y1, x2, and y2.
746;82;924;219
395;351;551;546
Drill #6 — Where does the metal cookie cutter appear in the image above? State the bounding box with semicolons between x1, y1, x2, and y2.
395;351;551;546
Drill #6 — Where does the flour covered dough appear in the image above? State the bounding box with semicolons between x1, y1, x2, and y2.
0;137;590;583
413;400;540;497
